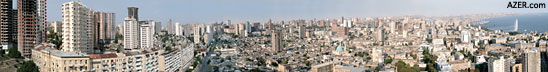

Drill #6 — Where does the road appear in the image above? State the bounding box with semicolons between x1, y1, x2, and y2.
197;48;213;72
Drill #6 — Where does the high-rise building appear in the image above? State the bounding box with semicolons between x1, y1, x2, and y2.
0;0;16;47
61;1;95;53
128;7;139;21
488;57;507;72
376;28;384;42
461;30;471;43
48;21;62;35
37;0;47;42
193;25;203;44
94;12;115;42
268;19;273;31
299;24;306;38
18;0;47;57
140;20;155;49
272;30;283;52
123;17;140;49
523;50;541;72
167;19;174;34
175;22;183;36
154;22;161;34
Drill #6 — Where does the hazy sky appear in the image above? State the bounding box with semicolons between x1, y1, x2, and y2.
45;0;548;25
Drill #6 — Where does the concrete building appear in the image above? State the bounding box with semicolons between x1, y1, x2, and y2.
127;7;138;21
299;24;306;38
194;25;203;44
175;22;183;36
18;0;47;57
310;61;340;72
60;1;96;53
94;12;115;42
159;47;194;72
167;19;173;34
461;30;471;43
140;20;155;49
333;65;368;72
49;21;62;34
123;17;140;49
154;22;161;34
32;44;91;72
488;56;507;72
32;43;195;72
0;0;17;48
272;30;283;52
523;50;541;72
376;28;384;42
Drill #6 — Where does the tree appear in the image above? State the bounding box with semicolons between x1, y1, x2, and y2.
384;58;393;64
17;61;39;72
166;46;172;51
8;48;20;58
395;61;419;72
0;49;5;55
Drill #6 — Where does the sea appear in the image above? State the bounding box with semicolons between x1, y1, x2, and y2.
479;13;548;33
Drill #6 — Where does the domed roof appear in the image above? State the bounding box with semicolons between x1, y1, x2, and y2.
336;45;344;51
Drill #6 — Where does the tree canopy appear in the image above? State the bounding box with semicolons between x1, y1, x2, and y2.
17;61;39;72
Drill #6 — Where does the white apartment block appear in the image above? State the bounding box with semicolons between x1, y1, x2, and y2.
140;20;155;49
175;22;183;36
124;17;140;49
61;1;93;53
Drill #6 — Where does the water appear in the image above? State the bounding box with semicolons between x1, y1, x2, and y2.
479;13;548;33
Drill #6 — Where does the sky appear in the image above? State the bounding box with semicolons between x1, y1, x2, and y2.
43;0;548;25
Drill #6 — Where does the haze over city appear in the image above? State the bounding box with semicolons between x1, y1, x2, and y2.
44;0;548;24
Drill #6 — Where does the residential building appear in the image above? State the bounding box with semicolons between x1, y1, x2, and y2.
127;7;138;21
32;43;193;72
18;0;47;57
61;1;95;53
123;17;140;49
523;50;541;72
272;30;283;52
488;57;506;72
49;21;62;34
0;0;16;48
94;12;115;42
140;20;155;49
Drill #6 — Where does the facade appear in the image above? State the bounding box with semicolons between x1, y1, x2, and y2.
488;57;506;72
18;0;47;57
140;20;155;49
94;12;115;42
123;17;140;49
32;43;194;72
167;19;173;34
310;61;340;72
523;50;541;72
194;25;203;44
271;30;283;52
32;43;91;72
0;0;16;47
61;1;95;53
49;21;62;34
175;22;183;36
159;47;194;72
461;30;471;43
127;7;139;21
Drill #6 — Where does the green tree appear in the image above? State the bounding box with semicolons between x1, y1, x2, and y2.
8;48;20;58
17;61;39;72
384;58;393;64
0;49;5;55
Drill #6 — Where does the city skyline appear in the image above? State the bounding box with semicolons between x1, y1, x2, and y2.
43;0;548;25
